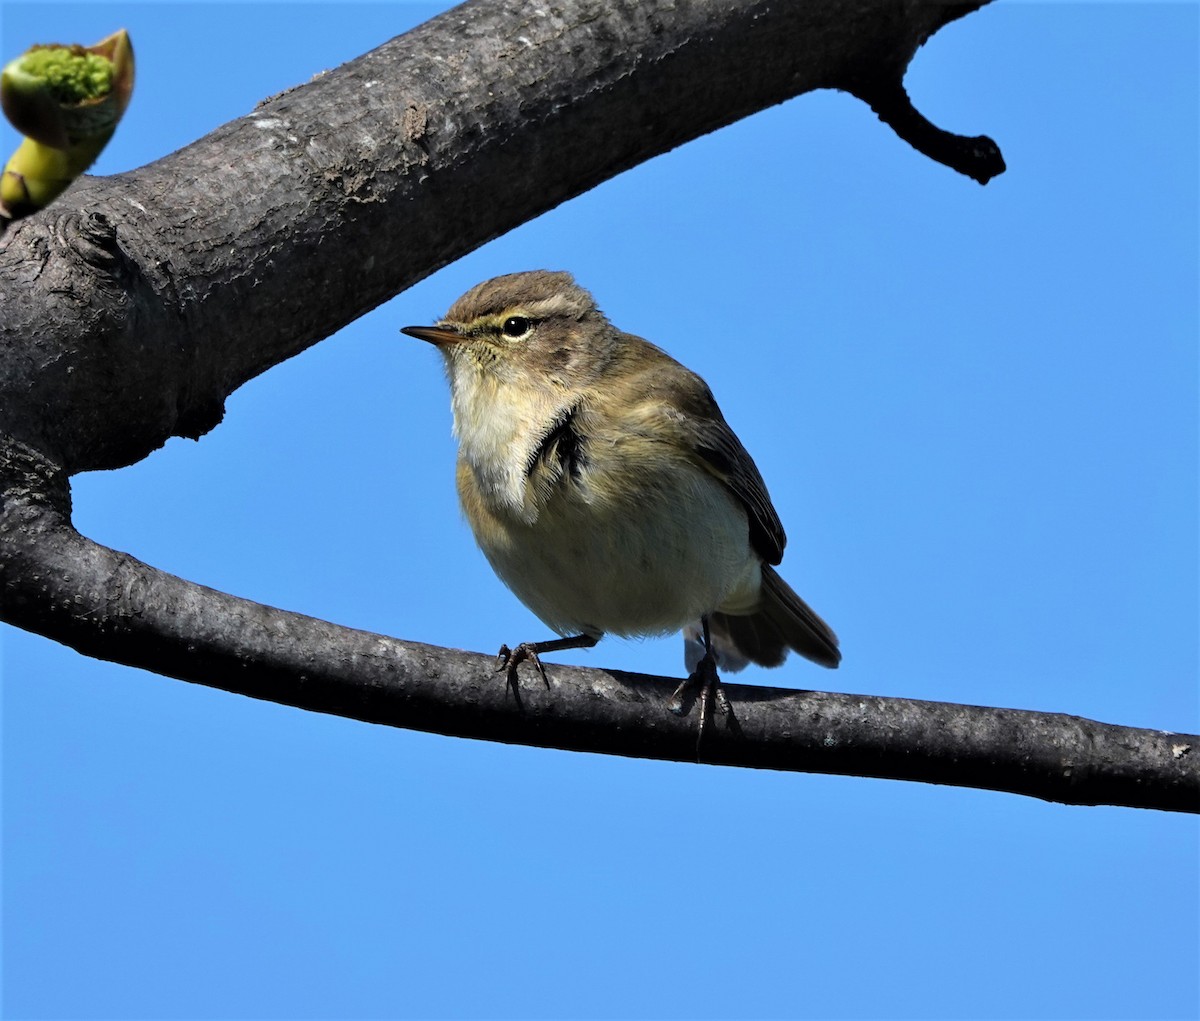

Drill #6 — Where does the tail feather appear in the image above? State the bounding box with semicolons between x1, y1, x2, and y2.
690;565;840;672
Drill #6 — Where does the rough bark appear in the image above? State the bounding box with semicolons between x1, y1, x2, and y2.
0;0;1001;474
5;0;1192;813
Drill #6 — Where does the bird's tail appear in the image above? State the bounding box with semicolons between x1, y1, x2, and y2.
684;565;841;673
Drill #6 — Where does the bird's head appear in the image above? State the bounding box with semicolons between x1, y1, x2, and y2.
402;270;619;395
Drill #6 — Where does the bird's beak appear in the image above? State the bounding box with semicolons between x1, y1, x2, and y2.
401;324;464;346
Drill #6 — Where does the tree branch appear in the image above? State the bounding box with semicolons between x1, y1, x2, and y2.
0;0;996;474
2;440;1196;813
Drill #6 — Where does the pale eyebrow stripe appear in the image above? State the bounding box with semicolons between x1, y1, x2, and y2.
521;293;581;318
455;292;584;334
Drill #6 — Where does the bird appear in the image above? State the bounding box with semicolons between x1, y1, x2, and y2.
401;270;839;723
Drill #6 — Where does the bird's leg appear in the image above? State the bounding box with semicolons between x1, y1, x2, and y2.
668;617;731;748
497;633;599;693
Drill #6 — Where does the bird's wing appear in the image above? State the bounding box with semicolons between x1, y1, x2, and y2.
679;389;787;566
620;339;787;565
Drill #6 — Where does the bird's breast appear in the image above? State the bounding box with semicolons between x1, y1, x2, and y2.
449;376;567;523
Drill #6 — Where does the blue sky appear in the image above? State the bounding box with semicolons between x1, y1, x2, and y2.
2;2;1197;1018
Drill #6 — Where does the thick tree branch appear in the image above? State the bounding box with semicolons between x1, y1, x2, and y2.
2;441;1197;813
0;0;996;474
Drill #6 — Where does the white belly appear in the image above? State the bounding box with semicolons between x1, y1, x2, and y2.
470;457;762;639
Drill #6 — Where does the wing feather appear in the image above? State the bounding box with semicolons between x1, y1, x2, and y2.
611;335;786;565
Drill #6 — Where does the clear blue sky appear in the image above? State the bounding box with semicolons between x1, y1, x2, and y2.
2;2;1197;1018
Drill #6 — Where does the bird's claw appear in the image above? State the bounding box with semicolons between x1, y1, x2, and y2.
496;642;550;692
668;654;730;754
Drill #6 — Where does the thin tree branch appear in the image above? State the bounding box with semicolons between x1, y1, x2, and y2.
853;78;1005;184
2;441;1196;814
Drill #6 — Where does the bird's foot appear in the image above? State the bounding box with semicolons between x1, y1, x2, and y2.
495;632;599;697
497;642;550;693
668;651;731;753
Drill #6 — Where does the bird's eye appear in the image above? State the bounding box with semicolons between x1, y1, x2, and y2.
501;316;532;338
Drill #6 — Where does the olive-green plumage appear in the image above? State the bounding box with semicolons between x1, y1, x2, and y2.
403;270;840;675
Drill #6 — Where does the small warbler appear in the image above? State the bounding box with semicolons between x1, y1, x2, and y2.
402;271;840;710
